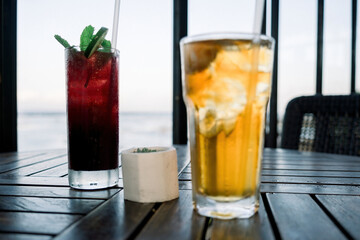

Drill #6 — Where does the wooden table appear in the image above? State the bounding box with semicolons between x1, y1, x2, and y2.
0;145;359;240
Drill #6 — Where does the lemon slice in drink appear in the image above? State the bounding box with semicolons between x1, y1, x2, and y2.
84;27;109;58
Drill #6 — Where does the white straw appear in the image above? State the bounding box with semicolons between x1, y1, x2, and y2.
253;0;265;34
111;0;121;49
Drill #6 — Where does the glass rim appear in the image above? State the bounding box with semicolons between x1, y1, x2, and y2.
65;45;120;54
180;32;274;45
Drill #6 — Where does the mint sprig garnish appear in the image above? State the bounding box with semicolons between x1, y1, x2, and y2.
54;35;70;48
55;25;113;57
80;25;95;51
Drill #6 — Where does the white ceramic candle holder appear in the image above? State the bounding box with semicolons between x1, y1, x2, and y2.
121;146;179;203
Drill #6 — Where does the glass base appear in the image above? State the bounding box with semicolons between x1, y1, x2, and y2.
194;193;258;219
68;168;119;190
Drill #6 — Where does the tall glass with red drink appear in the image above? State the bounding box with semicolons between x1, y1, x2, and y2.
65;46;119;189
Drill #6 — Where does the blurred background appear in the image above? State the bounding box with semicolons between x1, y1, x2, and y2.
17;0;359;151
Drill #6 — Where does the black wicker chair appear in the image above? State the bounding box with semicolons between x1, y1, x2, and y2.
281;94;360;156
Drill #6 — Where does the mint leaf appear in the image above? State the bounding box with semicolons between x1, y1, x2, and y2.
80;25;94;51
54;35;70;48
101;39;111;49
134;148;157;153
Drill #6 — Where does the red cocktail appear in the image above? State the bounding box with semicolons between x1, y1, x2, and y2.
65;46;119;189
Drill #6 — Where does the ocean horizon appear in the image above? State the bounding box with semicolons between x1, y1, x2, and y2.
18;112;172;152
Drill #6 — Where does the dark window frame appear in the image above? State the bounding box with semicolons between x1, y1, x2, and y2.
0;0;17;152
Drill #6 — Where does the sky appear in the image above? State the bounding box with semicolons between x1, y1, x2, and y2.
17;0;359;116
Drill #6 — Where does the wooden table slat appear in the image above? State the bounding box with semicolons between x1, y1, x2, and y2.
0;152;66;174
262;156;360;163
263;149;360;161
0;176;124;188
182;166;360;177
262;169;360;177
32;163;68;177
182;162;360;174
179;181;360;196
0;196;104;214
262;164;360;171
178;172;191;180
0;212;81;235
0;156;67;177
316;195;360;239
0;152;46;164
54;190;155;240
267;193;346;240
136;190;206;240
262;183;360;195
178;181;360;197
261;175;360;186
262;160;360;166
0;233;52;240
0;185;120;199
0;176;70;186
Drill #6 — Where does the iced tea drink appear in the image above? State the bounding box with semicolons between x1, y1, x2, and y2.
66;46;119;189
180;33;274;219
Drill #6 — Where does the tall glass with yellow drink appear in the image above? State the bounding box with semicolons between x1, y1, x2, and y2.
180;33;274;219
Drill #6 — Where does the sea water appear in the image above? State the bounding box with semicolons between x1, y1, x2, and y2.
17;112;172;152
